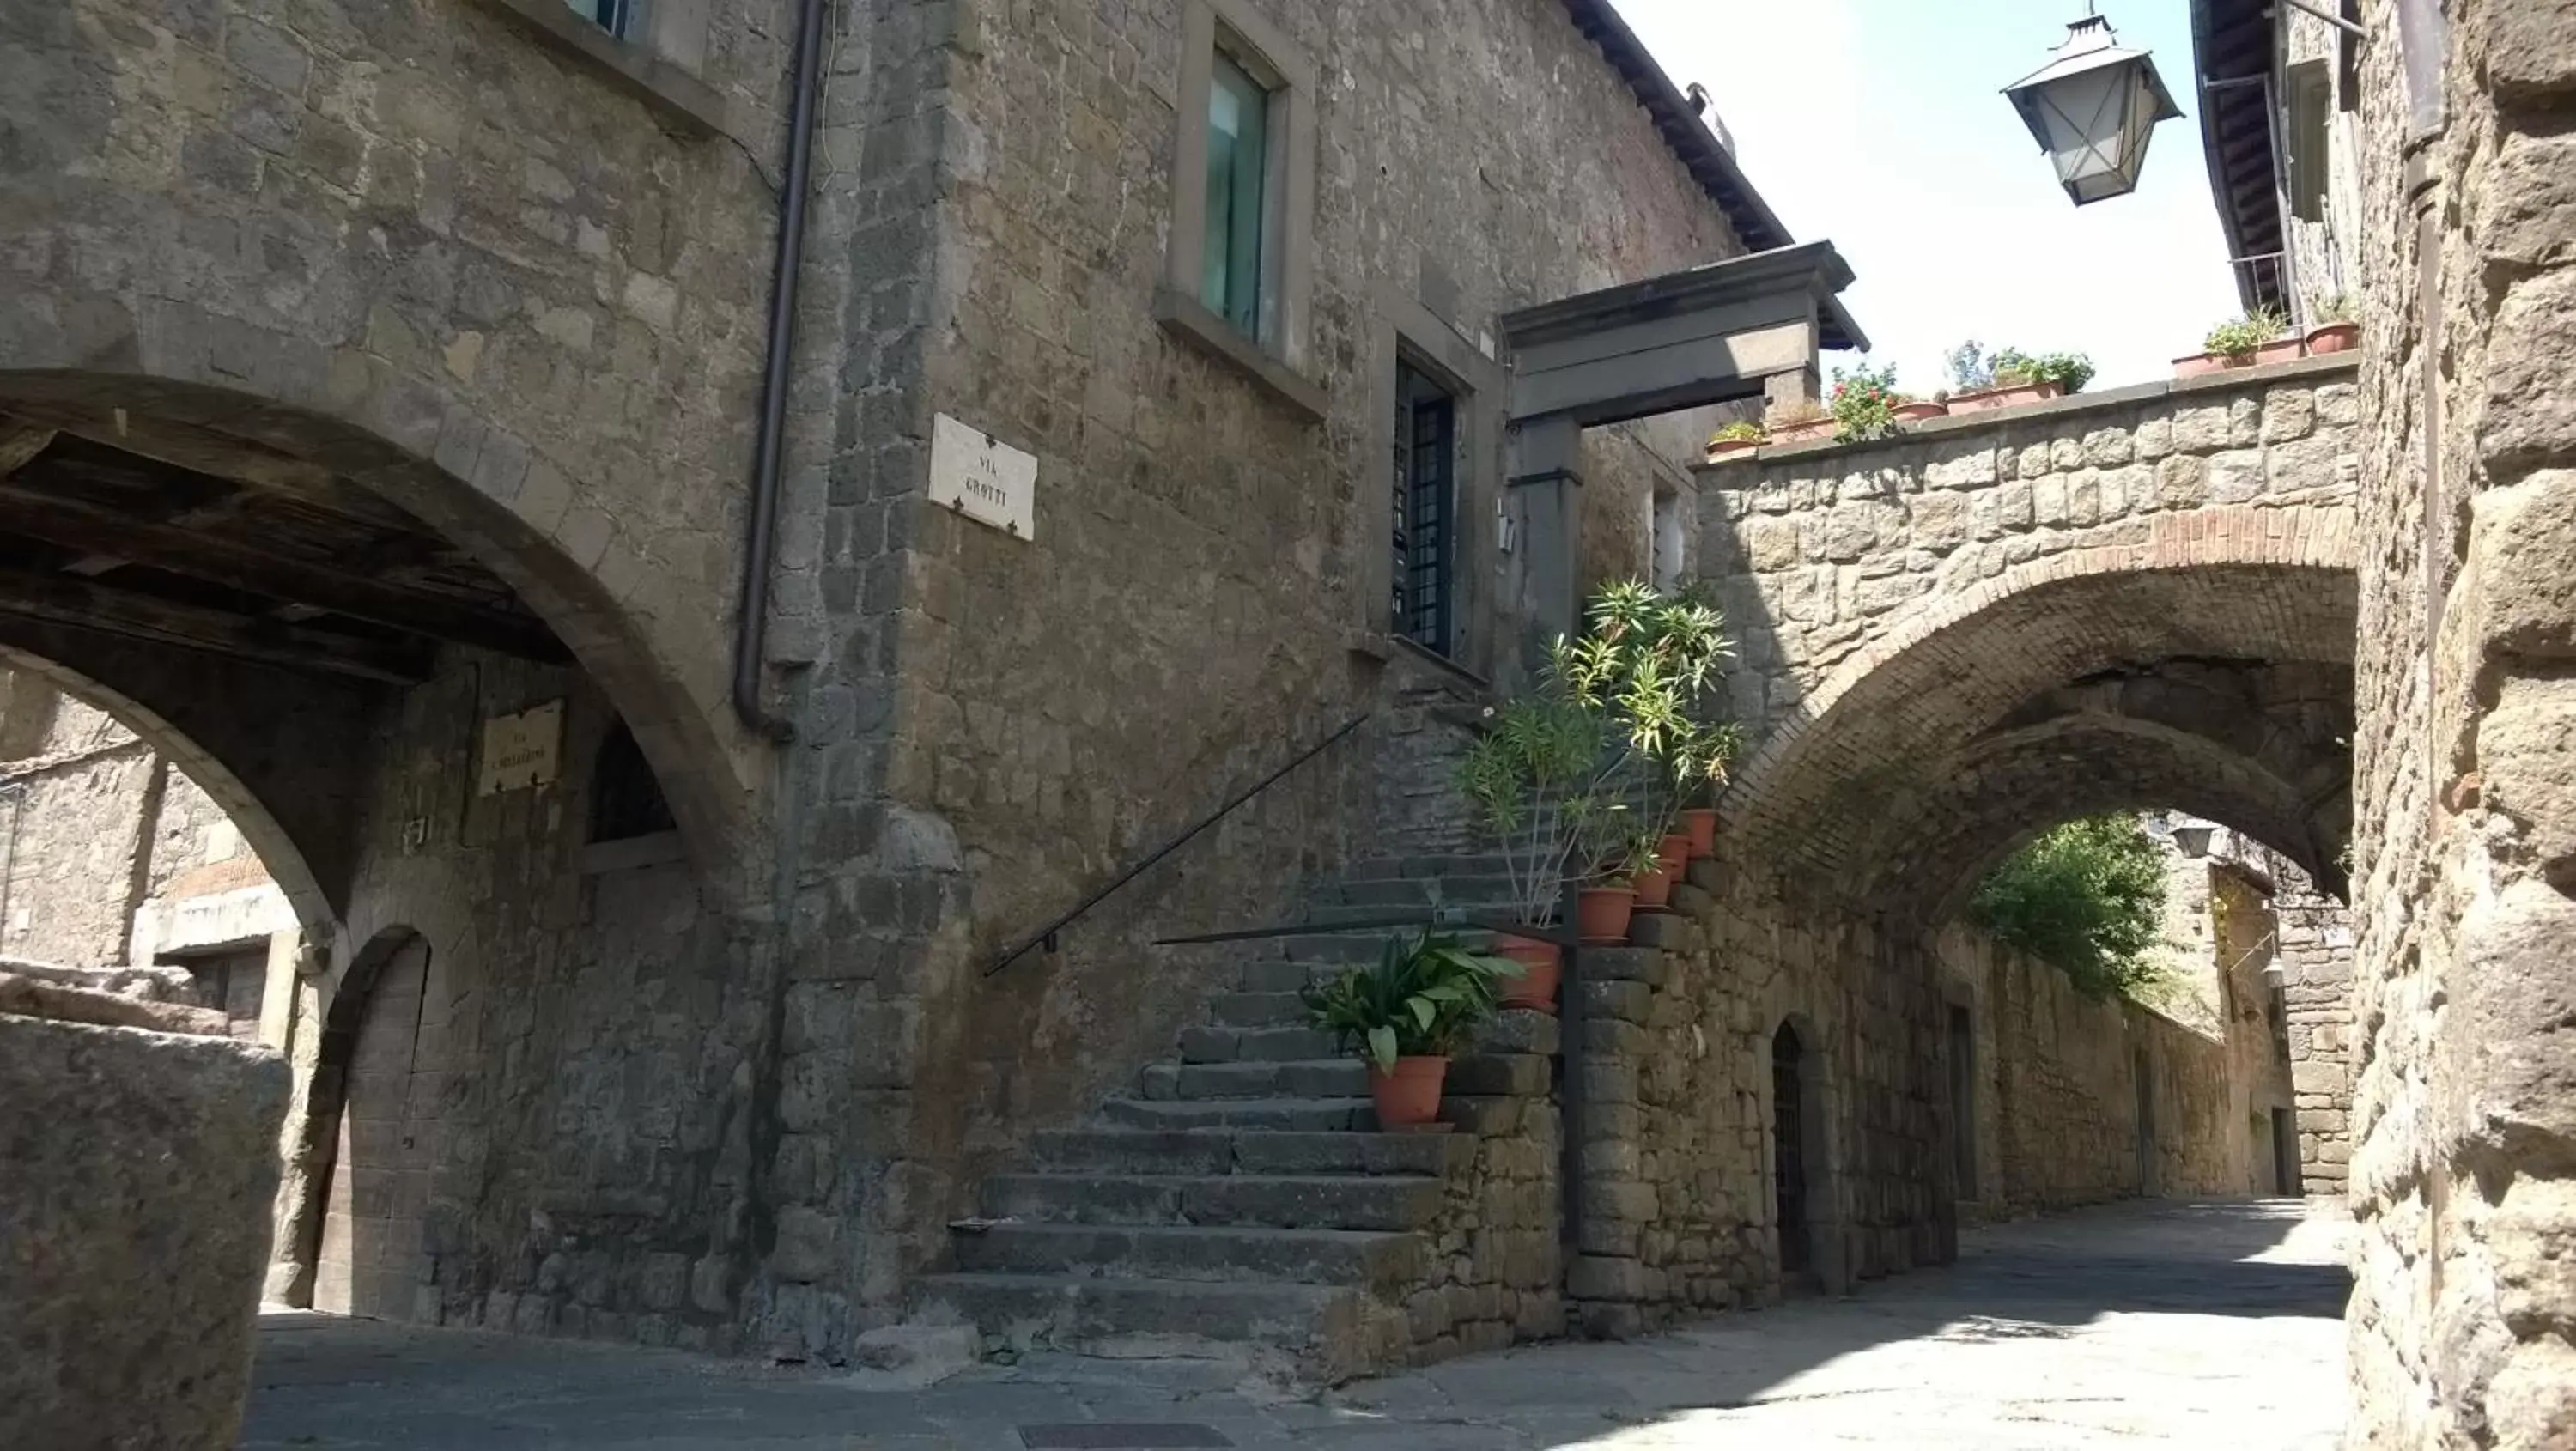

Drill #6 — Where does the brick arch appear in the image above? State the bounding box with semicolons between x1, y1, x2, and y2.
0;353;753;887
1717;504;2359;901
0;643;343;949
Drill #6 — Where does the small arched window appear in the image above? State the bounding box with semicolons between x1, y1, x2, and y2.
587;720;675;844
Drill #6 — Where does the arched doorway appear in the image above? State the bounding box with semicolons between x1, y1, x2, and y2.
312;929;440;1318
1772;1020;1814;1290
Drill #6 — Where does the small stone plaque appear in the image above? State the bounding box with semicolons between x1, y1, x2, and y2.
477;700;562;795
929;412;1036;539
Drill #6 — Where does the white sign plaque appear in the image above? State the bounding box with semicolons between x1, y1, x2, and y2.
927;413;1036;539
477;699;563;795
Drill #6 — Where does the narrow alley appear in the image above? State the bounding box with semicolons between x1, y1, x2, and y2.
239;1199;2351;1449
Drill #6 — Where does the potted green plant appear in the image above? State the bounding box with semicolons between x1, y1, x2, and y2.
2306;294;2360;355
1828;363;1903;443
1302;929;1518;1128
2182;308;2297;375
1950;346;2092;412
1705;419;1766;461
1674;720;1746;859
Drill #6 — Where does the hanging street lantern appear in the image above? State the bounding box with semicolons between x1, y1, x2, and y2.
2003;9;2184;206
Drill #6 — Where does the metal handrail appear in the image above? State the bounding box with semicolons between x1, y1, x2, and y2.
981;712;1373;977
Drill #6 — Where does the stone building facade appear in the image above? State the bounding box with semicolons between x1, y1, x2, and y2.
10;0;2571;1433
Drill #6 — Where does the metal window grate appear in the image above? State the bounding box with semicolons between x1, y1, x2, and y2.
1392;362;1455;655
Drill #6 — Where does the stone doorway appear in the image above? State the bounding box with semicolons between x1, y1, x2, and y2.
1773;1022;1813;1285
313;932;440;1320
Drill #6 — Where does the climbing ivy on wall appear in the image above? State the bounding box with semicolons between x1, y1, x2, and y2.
1967;815;2170;1001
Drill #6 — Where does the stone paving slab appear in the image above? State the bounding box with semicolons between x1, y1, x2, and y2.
238;1199;2351;1449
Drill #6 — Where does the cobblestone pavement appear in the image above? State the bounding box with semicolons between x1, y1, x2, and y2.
240;1199;2351;1449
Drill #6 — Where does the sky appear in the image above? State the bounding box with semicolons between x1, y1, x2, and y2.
1616;0;2245;395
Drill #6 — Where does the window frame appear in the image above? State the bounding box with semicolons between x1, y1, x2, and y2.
1163;0;1317;396
470;0;726;137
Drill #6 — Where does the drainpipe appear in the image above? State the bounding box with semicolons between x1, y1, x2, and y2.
732;0;831;743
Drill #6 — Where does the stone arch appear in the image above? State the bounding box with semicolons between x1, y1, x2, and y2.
0;346;752;891
1718;505;2359;908
0;643;341;944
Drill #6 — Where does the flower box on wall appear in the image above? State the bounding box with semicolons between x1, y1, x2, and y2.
1770;416;1837;445
1946;379;2063;415
1893;400;1948;422
1704;435;1764;463
2306;322;2360;355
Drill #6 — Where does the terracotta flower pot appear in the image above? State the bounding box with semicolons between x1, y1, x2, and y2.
1656;833;1691;873
2255;336;2306;366
1492;933;1562;1014
1893;400;1947;422
2173;351;2229;378
1370;1055;1449;1129
1769;416;1836;445
1680;807;1718;858
1705;436;1764;462
1948;379;2064;414
1577;885;1635;943
1631;862;1673;909
2306;321;2360;355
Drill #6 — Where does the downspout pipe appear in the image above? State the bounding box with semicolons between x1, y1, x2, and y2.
732;0;831;743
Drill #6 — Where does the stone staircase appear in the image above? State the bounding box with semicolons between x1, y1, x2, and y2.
912;856;1537;1382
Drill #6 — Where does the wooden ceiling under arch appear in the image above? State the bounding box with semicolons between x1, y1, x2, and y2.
0;407;568;684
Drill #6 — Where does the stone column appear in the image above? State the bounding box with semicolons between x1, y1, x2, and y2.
1505;413;1583;692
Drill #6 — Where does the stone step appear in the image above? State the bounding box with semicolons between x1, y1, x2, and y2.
951;1223;1420;1288
1178;1025;1339;1063
980;1173;1444;1231
1334;854;1520;884
908;1272;1363;1371
1206;991;1311;1028
1139;1059;1368;1101
1024;1128;1469;1178
1097;1096;1376;1132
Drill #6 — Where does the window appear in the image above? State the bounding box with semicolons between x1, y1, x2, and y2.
588;721;675;843
1393;362;1457;654
2285;60;2332;223
566;0;634;39
1157;0;1317;410
1202;55;1271;337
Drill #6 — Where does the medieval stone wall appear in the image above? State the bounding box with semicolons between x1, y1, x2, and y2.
1934;923;2235;1223
2272;871;2354;1197
2344;2;2576;1443
741;0;1777;1356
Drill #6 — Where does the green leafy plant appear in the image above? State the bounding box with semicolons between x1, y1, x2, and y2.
2204;308;2289;359
1992;349;2095;393
2312;293;2356;325
1457;580;1746;915
1301;929;1518;1072
1710;420;1765;444
1828;363;1902;442
1967;815;2171;1002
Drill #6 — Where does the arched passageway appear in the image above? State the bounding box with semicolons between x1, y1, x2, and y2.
0;369;759;1333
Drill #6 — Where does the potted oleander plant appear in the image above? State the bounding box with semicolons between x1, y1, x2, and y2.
2306;294;2360;355
1456;687;1597;1011
1705;419;1766;461
1302;928;1517;1129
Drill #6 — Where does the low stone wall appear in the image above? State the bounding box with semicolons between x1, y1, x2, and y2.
1932;926;2234;1222
1399;1018;1564;1363
0;1009;289;1450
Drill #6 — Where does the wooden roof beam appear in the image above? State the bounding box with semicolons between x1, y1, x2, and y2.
0;567;429;683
